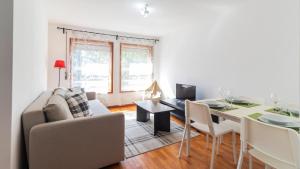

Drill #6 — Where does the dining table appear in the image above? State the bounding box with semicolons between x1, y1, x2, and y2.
194;98;300;169
194;98;300;127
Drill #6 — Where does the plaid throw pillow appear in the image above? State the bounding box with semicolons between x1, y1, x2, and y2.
69;87;85;94
65;91;91;118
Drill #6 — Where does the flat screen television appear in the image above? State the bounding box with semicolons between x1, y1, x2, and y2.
176;83;196;100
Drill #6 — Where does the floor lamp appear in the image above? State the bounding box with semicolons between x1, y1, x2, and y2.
54;60;66;87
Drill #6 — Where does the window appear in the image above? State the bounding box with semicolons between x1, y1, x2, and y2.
120;43;153;92
70;39;113;93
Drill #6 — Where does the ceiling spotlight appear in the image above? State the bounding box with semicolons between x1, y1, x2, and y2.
140;4;150;17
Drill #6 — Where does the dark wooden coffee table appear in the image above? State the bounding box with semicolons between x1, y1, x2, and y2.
134;100;175;135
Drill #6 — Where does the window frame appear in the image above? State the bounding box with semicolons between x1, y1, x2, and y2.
69;38;114;94
119;43;154;93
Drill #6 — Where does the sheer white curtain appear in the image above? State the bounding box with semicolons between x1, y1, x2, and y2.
67;31;115;93
118;36;156;92
120;43;153;92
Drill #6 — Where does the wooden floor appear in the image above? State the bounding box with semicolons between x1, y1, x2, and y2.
107;105;264;169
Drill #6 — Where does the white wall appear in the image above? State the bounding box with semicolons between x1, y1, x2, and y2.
12;0;48;168
0;0;13;168
48;24;160;106
159;0;300;105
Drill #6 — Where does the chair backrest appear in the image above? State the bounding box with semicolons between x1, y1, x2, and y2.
241;117;300;168
185;100;215;135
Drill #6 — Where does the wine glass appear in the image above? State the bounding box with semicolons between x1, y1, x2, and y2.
218;87;225;100
270;93;280;111
225;90;233;107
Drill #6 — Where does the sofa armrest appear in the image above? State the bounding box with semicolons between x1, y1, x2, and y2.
86;91;97;100
29;113;124;169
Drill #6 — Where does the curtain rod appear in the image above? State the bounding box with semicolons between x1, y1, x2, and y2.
57;27;159;43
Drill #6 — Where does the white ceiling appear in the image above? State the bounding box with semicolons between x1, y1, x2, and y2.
46;0;241;37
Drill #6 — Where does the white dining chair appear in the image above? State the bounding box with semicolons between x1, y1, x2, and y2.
222;120;240;133
237;116;300;169
178;100;237;169
217;118;240;146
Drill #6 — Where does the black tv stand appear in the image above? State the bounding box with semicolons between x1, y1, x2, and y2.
160;98;219;123
160;98;186;121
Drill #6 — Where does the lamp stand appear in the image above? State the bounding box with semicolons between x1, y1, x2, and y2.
58;68;61;87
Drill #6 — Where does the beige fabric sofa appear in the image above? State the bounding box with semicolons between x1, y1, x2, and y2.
22;90;125;169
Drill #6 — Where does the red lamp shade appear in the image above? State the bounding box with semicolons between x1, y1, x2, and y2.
54;60;65;68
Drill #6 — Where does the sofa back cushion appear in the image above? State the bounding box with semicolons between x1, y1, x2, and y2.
44;95;74;122
53;87;68;97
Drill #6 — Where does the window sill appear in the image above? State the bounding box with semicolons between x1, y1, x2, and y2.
120;90;144;93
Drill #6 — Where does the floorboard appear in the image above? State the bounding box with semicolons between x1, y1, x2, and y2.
107;105;264;169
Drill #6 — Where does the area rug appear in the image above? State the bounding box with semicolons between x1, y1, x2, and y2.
123;111;199;158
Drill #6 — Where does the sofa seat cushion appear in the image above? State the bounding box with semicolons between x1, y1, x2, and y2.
88;100;111;116
44;95;74;122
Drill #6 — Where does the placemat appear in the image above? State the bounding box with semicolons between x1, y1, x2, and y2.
221;99;260;108
266;108;299;118
210;106;238;112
